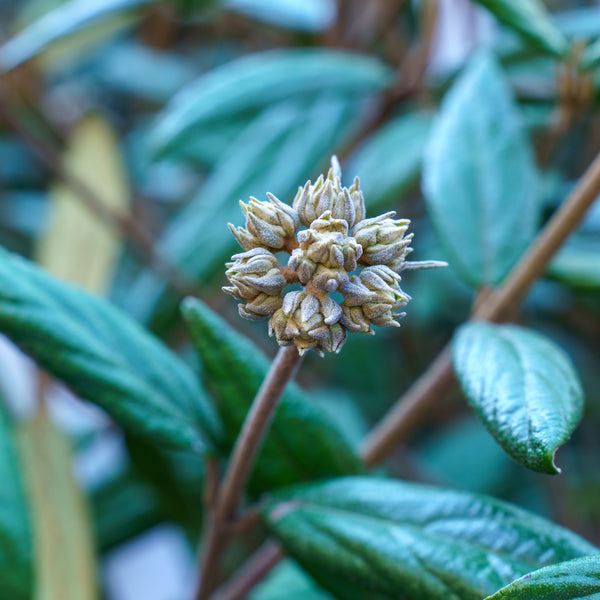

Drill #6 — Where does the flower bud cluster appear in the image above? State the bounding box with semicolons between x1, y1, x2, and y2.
224;158;444;356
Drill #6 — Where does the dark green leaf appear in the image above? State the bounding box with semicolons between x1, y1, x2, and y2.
485;553;600;599
252;560;334;600
0;0;151;72
345;112;432;211
0;246;220;451
91;467;166;552
262;477;597;600
452;322;584;474
149;49;392;159
473;0;568;57
0;404;33;600
423;52;539;288
181;298;364;494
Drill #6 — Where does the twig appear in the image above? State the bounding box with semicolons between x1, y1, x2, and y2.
195;345;302;600
361;149;600;466
211;542;284;600
0;85;195;296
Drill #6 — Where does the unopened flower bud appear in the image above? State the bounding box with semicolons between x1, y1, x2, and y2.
239;293;283;321
340;265;410;332
228;193;299;251
292;168;366;228
223;248;285;302
353;212;413;269
268;290;345;355
289;212;361;290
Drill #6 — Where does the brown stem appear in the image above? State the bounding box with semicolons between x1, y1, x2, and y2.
0;85;195;296
210;542;284;600
195;345;302;600
361;149;600;466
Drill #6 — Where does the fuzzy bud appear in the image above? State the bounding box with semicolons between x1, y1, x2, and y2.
239;293;283;321
292;169;366;228
268;290;345;356
223;248;285;302
353;212;413;269
288;212;361;290
340;265;410;332
228;193;299;251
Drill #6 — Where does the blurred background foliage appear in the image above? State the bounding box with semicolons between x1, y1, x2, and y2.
1;0;600;598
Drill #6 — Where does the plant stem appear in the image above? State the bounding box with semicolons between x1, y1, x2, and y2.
361;149;600;467
195;345;302;600
211;542;284;600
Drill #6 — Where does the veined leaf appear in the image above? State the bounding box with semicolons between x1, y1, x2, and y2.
452;322;584;474
149;49;392;159
0;246;220;451
36;116;129;294
423;52;539;289
182;298;364;494
18;414;97;600
262;477;597;600
345;112;432;211
485;553;600;599
127;93;365;332
472;0;568;57
0;0;151;72
0;403;32;600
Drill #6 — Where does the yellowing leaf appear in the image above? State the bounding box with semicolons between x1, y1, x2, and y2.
36;115;129;294
18;414;97;600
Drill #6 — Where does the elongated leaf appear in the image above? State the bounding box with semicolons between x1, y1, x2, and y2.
0;246;220;451
581;39;600;71
345;112;432;211
0;404;32;600
19;414;97;600
0;0;151;72
262;477;597;600
485;553;600;599
473;0;568;57
452;322;584;474
127;94;365;332
182;298;364;494
548;243;600;289
37;116;129;294
149;49;392;159
423;53;539;288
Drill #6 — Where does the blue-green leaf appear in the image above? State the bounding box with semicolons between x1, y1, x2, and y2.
181;298;364;494
0;404;32;600
345;112;432;211
0;247;220;452
473;0;568;57
0;0;151;72
149;49;393;159
452;322;584;474
485;553;600;599
262;477;596;600
423;53;539;288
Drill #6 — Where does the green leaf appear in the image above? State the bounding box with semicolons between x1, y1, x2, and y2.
0;0;151;72
423;52;539;288
345;112;432;211
485;553;600;599
472;0;568;57
252;560;334;600
127;94;365;333
181;298;364;494
0;404;33;600
452;322;584;474
0;246;220;452
548;242;600;289
149;49;393;159
262;477;597;600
